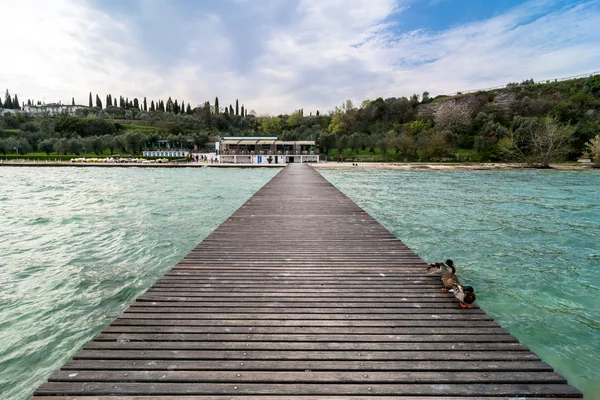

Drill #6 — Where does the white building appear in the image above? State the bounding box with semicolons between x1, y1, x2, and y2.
22;104;89;116
216;136;319;164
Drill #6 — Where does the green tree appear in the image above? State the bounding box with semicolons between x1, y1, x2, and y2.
422;91;430;103
72;97;75;106
133;98;139;109
89;92;93;108
229;104;234;115
501;117;575;166
236;99;239;116
258;116;282;136
101;135;116;154
37;139;55;155
241;105;244;118
95;94;102;109
584;135;600;166
13;94;20;109
143;97;147;111
186;104;192;115
215;97;219;114
54;138;69;155
4;90;13;109
150;100;155;111
317;131;336;155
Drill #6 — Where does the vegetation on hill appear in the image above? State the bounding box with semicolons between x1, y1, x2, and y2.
1;74;599;163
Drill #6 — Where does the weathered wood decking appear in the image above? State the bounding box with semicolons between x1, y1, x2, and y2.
32;164;582;399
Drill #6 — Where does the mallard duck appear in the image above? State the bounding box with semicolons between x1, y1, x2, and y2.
426;261;447;275
452;283;477;308
440;259;459;291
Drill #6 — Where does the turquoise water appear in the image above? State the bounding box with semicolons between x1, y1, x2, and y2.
0;166;280;400
318;168;600;399
1;167;599;399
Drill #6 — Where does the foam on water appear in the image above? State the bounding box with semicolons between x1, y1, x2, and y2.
0;166;280;400
318;168;600;399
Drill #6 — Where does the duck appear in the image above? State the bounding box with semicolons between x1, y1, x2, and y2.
452;283;477;309
440;259;459;292
426;261;447;275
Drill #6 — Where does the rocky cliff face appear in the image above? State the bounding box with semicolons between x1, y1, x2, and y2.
417;90;518;119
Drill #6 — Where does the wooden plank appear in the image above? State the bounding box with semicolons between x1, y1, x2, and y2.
48;370;567;384
34;382;583;396
73;350;540;361
83;341;526;351
93;333;514;342
32;164;582;399
99;326;509;335
61;359;554;372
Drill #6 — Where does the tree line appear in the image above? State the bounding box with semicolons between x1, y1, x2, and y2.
2;75;599;165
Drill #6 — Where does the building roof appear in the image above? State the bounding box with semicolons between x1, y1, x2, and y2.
222;136;278;141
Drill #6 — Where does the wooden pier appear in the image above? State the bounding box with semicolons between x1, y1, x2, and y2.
32;164;582;399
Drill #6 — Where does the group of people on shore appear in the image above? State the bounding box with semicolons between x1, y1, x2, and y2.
192;154;216;163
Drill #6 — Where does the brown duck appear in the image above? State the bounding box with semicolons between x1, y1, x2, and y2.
440;259;459;291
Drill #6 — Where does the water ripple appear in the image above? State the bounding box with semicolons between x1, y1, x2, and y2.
319;168;600;399
0;166;279;400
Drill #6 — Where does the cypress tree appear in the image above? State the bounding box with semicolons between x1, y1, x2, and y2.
316;110;320;116
159;100;165;112
95;94;102;109
150;100;155;111
113;97;117;107
235;99;239;116
89;92;93;107
224;107;229;116
173;99;179;114
166;97;173;113
180;101;185;114
215;97;219;114
204;101;212;126
229;104;234;115
143;97;147;111
0;97;3;108
133;98;139;109
13;94;20;110
245;109;248;117
125;97;130;109
241;105;244;117
28;99;32;106
72;97;75;106
4;90;11;109
186;103;192;115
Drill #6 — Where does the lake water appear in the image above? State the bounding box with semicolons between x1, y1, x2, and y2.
0;166;599;399
319;168;600;399
0;166;280;400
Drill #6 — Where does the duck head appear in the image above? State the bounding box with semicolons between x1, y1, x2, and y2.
445;259;456;274
463;285;476;304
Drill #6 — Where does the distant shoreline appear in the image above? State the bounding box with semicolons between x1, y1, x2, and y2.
0;162;282;168
0;161;595;170
311;162;595;170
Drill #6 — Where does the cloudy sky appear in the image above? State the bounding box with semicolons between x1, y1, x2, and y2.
1;0;599;114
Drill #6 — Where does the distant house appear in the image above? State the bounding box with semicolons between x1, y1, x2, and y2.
22;104;89;116
0;108;17;115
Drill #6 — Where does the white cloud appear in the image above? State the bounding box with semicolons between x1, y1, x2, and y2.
1;0;599;114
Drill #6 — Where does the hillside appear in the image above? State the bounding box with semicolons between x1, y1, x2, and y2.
1;73;599;163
